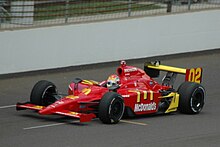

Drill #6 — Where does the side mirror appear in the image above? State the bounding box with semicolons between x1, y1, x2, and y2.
72;78;82;95
108;85;120;92
73;78;82;84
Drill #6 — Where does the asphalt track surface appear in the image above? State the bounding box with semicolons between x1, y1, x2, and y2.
1;50;220;147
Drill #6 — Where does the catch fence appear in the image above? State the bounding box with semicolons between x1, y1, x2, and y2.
0;0;220;30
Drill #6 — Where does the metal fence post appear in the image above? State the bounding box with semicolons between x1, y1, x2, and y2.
128;0;131;17
0;0;6;28
0;6;2;28
166;0;172;13
188;0;191;10
65;0;69;23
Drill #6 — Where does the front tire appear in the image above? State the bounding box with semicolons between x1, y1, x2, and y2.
178;82;205;114
99;92;125;124
30;80;58;106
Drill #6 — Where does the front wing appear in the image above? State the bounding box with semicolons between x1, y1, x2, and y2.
16;103;96;122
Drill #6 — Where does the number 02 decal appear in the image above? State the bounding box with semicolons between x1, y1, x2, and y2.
186;67;202;83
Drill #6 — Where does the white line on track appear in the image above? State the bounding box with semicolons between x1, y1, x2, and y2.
121;120;148;126
23;119;147;130
23;123;66;130
0;105;16;109
23;120;80;130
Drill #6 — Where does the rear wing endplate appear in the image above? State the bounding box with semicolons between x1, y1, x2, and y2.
144;61;202;84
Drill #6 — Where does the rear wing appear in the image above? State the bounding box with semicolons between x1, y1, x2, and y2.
144;61;202;84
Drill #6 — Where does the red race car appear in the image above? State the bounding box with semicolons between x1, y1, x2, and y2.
16;61;205;124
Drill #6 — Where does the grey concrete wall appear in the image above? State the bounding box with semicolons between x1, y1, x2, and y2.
0;10;220;74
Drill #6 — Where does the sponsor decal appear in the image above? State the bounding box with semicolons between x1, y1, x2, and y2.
124;68;137;73
129;90;154;102
134;102;156;112
186;67;202;83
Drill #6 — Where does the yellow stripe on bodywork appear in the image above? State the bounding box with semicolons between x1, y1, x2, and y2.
149;91;153;101
129;90;141;103
147;65;186;74
82;88;92;95
143;91;147;100
81;80;94;85
33;105;44;110
66;95;79;99
81;80;99;85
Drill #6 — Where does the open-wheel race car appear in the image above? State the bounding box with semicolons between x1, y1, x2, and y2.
16;61;205;124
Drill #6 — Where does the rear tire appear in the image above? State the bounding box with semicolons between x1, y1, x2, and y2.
178;82;205;114
30;80;57;106
99;92;125;124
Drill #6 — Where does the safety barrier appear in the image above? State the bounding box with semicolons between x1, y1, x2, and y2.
0;9;220;75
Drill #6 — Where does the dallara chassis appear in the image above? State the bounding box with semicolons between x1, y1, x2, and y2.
17;61;205;124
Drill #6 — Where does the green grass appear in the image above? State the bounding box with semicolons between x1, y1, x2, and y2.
34;1;163;20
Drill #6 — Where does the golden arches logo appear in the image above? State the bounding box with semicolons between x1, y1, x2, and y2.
129;90;154;103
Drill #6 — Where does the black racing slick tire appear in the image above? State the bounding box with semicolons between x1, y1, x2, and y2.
30;80;57;106
178;82;205;114
99;92;125;124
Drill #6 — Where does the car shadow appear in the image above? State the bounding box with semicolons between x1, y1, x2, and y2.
122;111;178;120
18;110;181;126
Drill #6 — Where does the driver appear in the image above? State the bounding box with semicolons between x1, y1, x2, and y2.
106;74;120;88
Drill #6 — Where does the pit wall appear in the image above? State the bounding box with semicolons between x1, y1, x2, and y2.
0;10;220;75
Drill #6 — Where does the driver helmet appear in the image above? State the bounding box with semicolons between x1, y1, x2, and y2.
107;74;120;88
